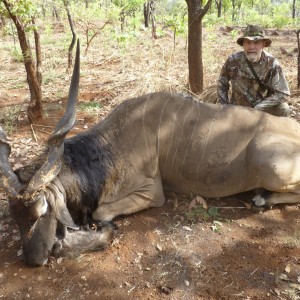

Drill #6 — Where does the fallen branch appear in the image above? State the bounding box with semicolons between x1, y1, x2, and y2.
30;124;38;142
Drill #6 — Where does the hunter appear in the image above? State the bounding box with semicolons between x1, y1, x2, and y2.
217;25;290;117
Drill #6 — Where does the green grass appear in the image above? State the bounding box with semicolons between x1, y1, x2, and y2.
78;101;102;113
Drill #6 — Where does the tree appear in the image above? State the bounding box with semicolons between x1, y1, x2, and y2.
70;2;112;55
51;0;61;21
63;0;76;70
144;0;157;38
1;0;43;123
215;0;222;17
185;0;213;94
112;0;143;32
231;0;242;21
297;29;300;88
0;12;6;26
292;0;296;18
143;1;150;27
164;1;187;49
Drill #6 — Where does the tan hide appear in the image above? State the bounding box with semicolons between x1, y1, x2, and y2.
90;92;300;221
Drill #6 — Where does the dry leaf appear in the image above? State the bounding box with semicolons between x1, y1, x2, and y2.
195;196;208;209
13;163;23;169
182;226;192;231
188;198;197;209
273;288;281;296
184;280;190;286
57;257;63;264
290;283;300;290
241;201;252;209
279;273;290;281
189;195;207;209
285;263;291;273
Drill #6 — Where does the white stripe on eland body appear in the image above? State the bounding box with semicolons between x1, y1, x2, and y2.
196;106;223;185
162;98;186;179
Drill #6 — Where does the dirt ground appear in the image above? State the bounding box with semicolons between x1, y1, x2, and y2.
0;25;300;300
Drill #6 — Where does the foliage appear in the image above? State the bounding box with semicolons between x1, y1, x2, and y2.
65;1;117;54
112;0;143;15
205;0;298;27
202;13;222;27
0;0;38;25
0;0;42;42
1;0;299;41
111;0;144;31
70;1;118;24
112;30;139;47
164;0;187;37
11;47;24;62
272;2;294;28
185;205;220;222
78;101;102;117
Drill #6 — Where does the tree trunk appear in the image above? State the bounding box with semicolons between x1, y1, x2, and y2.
292;0;296;19
0;15;7;26
297;30;300;89
84;0;89;8
2;0;43;123
52;5;60;22
32;18;42;86
144;2;150;28
41;5;46;18
215;0;222;18
149;1;157;39
185;0;212;94
120;9;125;32
231;0;236;21
64;1;76;70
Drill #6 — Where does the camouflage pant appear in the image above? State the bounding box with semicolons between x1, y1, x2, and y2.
263;102;290;117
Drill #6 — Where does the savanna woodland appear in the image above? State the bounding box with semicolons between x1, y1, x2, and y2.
1;0;300;299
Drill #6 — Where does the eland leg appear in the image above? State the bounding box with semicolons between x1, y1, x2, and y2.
92;176;165;221
252;190;300;208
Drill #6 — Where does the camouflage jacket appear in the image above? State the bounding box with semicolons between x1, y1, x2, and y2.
217;50;290;110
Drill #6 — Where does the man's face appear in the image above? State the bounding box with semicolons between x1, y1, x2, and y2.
243;39;265;62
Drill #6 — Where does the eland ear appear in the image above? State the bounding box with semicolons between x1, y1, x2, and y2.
47;184;79;230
